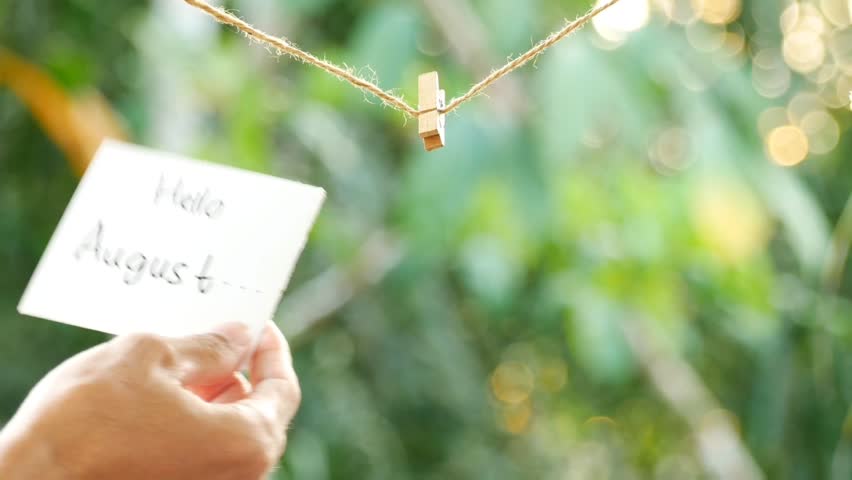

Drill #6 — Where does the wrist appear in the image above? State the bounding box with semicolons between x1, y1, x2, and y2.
0;422;67;480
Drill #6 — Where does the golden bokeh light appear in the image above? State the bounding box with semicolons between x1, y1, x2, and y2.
828;28;852;74
801;110;840;154
499;401;533;435
583;416;619;431
691;0;741;25
783;30;827;73
593;0;650;43
490;361;535;405
649;126;691;173
782;3;828;34
819;0;852;26
779;3;802;34
538;360;568;393
752;49;792;98
655;0;698;24
686;22;726;52
836;75;852;104
817;74;852;108
757;107;789;137
778;2;838;75
721;30;746;57
692;179;771;264
787;91;824;125
713;29;748;70
766;125;810;166
810;61;838;84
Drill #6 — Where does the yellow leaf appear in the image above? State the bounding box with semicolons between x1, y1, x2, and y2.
0;48;128;176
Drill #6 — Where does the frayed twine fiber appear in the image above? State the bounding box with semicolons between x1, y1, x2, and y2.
183;0;622;117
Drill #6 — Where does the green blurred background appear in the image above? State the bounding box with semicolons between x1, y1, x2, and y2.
2;0;852;478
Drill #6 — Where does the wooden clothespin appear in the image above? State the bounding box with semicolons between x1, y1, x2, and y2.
418;71;446;151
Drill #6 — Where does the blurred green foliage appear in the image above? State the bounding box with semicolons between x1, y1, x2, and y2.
2;0;852;478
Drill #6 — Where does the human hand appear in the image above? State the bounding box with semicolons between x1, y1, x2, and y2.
0;321;300;480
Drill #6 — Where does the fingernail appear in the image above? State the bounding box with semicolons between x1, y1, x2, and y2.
212;322;252;348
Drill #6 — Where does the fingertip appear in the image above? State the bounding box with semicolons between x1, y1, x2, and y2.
256;321;289;355
233;322;301;431
249;321;296;387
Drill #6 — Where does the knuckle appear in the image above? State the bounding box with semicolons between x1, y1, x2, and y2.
117;333;176;365
193;333;235;363
121;332;165;350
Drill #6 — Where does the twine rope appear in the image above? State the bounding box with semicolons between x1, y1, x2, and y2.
183;0;622;117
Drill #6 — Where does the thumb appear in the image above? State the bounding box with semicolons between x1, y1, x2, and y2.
167;322;254;385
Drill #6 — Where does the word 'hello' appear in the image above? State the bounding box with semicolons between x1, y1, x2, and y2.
74;221;215;293
154;174;225;219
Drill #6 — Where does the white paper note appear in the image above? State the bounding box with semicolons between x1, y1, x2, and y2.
18;140;325;338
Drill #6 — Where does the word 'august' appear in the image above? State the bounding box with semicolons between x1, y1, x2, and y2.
74;221;215;293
